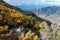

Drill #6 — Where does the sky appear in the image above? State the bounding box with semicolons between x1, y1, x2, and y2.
3;0;60;5
3;0;60;10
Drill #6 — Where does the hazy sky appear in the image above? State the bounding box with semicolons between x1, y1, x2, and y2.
4;0;60;5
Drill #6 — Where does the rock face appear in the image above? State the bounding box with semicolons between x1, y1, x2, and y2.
31;6;60;24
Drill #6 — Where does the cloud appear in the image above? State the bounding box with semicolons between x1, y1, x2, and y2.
3;0;60;5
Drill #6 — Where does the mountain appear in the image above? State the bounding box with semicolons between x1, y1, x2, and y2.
47;11;60;25
0;0;52;39
31;6;60;24
2;0;60;40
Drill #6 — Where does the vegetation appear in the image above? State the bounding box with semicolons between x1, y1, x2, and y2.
0;0;60;40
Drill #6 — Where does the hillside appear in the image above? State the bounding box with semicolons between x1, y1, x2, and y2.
0;0;52;40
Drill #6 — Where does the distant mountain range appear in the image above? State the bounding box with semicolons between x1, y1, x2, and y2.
15;5;52;10
31;6;60;25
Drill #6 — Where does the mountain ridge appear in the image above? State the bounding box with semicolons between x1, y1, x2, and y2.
31;6;60;24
